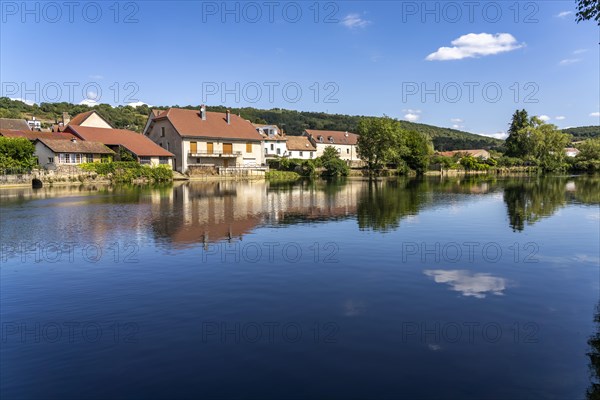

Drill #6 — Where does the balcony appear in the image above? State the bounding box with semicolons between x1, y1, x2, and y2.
189;151;241;158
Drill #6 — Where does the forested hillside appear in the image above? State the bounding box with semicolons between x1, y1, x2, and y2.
0;97;504;151
561;126;600;141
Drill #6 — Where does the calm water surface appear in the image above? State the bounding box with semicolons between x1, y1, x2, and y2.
1;176;599;399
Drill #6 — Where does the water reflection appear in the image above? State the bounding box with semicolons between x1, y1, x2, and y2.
424;269;508;298
588;303;600;399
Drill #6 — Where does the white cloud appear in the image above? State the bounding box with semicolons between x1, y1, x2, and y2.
559;58;582;65
573;49;588;54
79;99;99;106
450;118;463;123
424;270;508;298
10;97;36;106
341;13;371;29
590;112;600;118
556;11;573;18
555;116;566;120
403;109;422;122
426;33;524;61
538;115;551;121
478;131;508;140
452;124;464;129
127;101;151;108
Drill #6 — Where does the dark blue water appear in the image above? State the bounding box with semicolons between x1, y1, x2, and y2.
1;176;599;399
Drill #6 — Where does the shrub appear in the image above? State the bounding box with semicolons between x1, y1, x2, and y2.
80;162;173;183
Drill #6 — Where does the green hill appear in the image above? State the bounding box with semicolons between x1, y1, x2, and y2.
0;97;503;151
561;125;600;141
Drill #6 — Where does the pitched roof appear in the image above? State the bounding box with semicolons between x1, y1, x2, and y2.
286;135;316;151
0;118;31;131
68;110;113;128
305;129;358;145
66;125;174;157
0;129;76;141
154;108;264;141
36;138;115;154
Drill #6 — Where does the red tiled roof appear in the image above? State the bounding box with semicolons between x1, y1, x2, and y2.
155;108;263;141
68;110;113;128
0;129;76;140
65;125;174;157
305;129;358;145
36;138;114;154
0;118;31;131
286;136;316;151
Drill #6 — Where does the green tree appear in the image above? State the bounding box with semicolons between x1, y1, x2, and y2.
356;117;404;171
403;130;433;174
0;137;37;170
505;109;531;157
319;146;349;177
576;0;600;24
523;118;571;171
574;137;600;171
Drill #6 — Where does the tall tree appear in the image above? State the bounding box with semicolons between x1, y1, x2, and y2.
576;0;600;24
356;117;405;171
403;130;433;174
519;117;571;171
505;109;531;157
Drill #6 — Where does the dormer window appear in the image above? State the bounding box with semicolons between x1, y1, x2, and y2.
318;136;323;143
329;137;334;143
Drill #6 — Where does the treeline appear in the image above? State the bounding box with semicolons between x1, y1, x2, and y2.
561;125;600;141
0;97;503;151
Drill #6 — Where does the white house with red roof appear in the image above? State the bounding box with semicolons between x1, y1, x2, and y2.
303;129;360;162
143;106;265;173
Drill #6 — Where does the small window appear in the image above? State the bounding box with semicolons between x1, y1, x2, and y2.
347;148;350;154
140;156;151;165
299;151;303;157
270;143;274;151
276;148;281;155
161;127;165;137
167;142;170;151
48;157;54;163
246;143;253;153
310;152;313;159
159;157;169;165
87;154;94;163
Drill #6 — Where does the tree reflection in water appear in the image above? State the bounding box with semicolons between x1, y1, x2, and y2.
588;303;600;400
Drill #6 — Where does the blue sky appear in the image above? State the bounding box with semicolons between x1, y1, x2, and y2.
1;0;598;137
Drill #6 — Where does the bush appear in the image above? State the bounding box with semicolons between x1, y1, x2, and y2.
80;162;173;183
266;170;301;181
0;137;37;170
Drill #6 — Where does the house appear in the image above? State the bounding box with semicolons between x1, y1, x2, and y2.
303;129;360;162
0;118;31;131
65;125;174;167
143;106;265;173
564;147;580;157
66;110;113;129
34;137;114;168
438;149;491;160
285;136;316;159
26;117;42;131
0;129;76;141
254;123;287;159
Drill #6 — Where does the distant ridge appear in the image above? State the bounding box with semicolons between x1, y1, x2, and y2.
1;97;504;151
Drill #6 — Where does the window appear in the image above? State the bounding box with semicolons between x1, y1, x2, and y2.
310;152;313;159
329;137;334;143
270;143;274;151
167;142;170;151
265;148;268;155
246;143;253;153
161;127;165;137
159;142;163;148
276;148;280;155
207;142;213;153
140;157;151;165
48;157;54;163
86;154;94;163
347;148;350;154
190;141;198;154
318;136;323;143
299;151;303;157
159;157;169;165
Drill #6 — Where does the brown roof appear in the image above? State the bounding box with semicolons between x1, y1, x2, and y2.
68;110;113;128
52;124;68;132
286;135;316;151
305;129;358;145
0;118;31;131
155;108;263;141
36;138;115;154
438;149;490;158
0;129;76;140
65;125;174;157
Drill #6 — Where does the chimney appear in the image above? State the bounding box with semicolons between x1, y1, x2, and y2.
200;104;206;120
62;112;70;125
226;109;231;124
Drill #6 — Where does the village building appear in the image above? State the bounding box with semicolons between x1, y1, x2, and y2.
285;136;316;159
0;118;31;131
303;129;360;163
64;125;174;167
34;137;114;168
438;149;491;160
143;106;265;173
564;147;580;157
254;123;287;159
